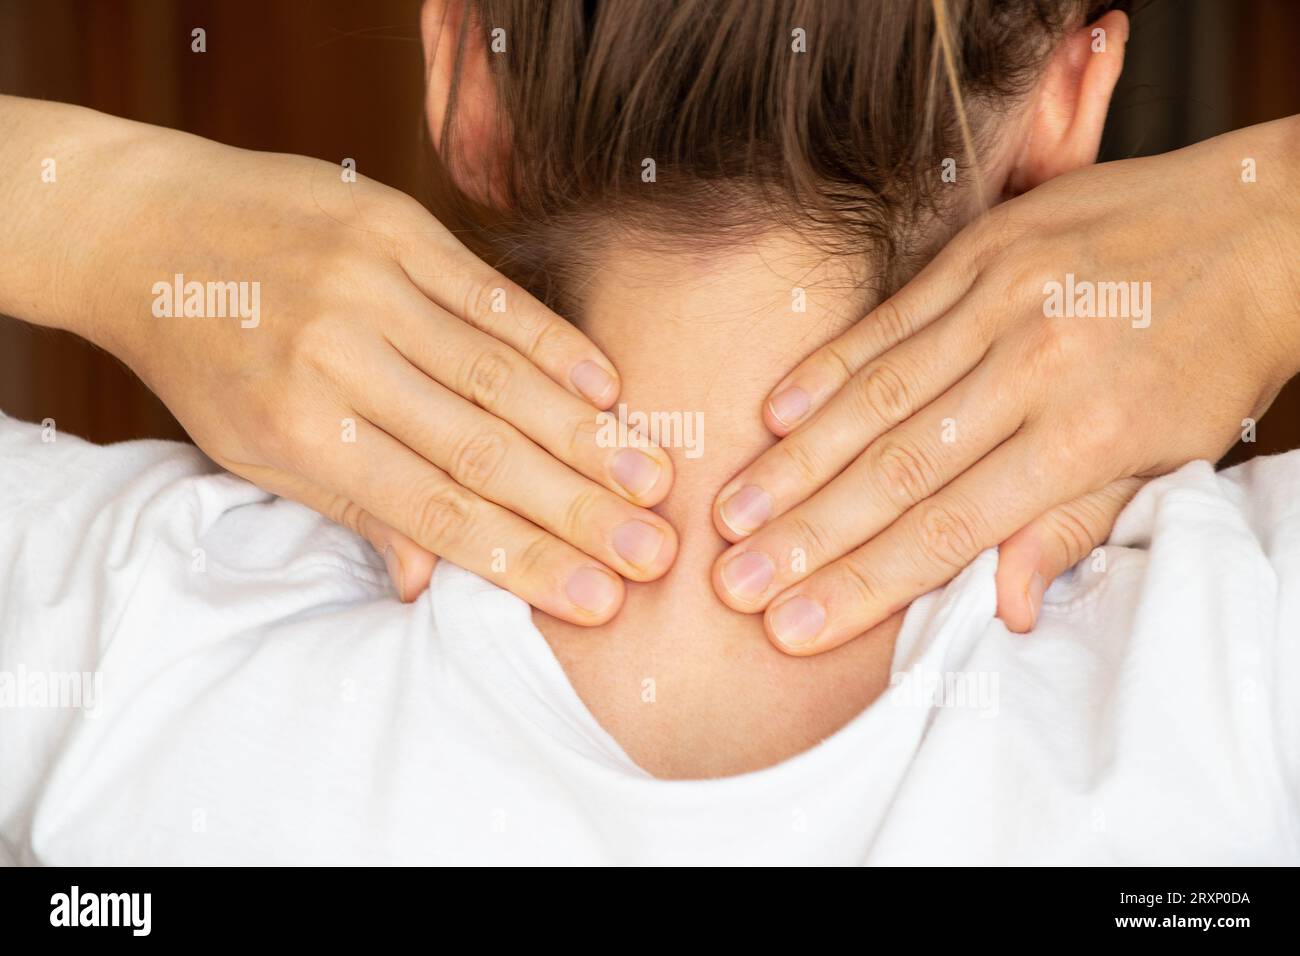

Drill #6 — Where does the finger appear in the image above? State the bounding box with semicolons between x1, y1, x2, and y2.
388;285;673;507
302;418;629;625
713;361;1021;611
232;470;439;603
354;349;677;582
714;304;995;541
994;477;1144;633
762;431;1096;655
762;239;984;434
362;517;439;603
394;241;621;407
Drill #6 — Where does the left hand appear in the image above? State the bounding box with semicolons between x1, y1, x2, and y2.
708;123;1300;654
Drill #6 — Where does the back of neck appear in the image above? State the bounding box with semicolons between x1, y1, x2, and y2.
534;233;903;778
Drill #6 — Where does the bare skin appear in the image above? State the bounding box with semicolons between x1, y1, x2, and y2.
534;237;901;779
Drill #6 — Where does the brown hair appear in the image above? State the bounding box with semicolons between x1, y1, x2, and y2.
436;0;1125;306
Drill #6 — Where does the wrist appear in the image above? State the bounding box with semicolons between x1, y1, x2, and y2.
0;98;172;354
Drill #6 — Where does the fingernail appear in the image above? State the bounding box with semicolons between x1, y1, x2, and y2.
565;565;619;614
720;484;772;536
571;360;616;404
613;520;665;569
722;551;775;601
1025;572;1045;628
768;387;810;427
770;595;826;647
612;448;661;498
383;545;405;600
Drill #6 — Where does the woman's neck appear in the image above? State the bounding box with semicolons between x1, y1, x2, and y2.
533;233;905;778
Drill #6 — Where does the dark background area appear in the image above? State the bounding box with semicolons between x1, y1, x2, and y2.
1;0;1298;465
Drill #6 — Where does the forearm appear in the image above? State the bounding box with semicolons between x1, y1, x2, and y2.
0;95;166;350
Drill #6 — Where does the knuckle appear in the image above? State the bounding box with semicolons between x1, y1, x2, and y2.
967;295;1002;341
462;274;521;329
1044;507;1096;566
817;342;857;386
461;278;497;325
1105;477;1145;509
568;412;602;461
872;439;937;508
384;190;432;226
523;312;567;361
1022;308;1093;376
993;224;1063;285
1061;403;1127;464
284;314;340;372
973;237;1008;278
776;437;824;486
916;501;983;572
854;361;913;427
1000;256;1049;302
785;512;837;563
334;498;368;536
560;486;605;542
871;297;912;349
462;348;516;407
363;189;426;242
513;532;556;583
411;480;476;549
949;221;999;275
448;427;510;489
837;554;887;609
1085;403;1128;452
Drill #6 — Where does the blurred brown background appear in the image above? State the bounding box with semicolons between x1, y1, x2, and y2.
0;0;1298;465
0;0;428;443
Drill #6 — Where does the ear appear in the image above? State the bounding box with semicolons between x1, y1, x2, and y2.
1005;10;1128;194
421;0;506;206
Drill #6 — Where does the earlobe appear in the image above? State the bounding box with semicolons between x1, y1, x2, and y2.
1006;10;1129;194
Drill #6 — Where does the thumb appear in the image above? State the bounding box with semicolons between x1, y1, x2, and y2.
284;477;439;603
362;516;439;603
227;467;440;603
995;478;1145;633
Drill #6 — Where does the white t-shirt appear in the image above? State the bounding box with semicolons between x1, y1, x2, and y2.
0;412;1296;865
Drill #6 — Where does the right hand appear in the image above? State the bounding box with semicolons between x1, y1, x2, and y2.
79;128;677;621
